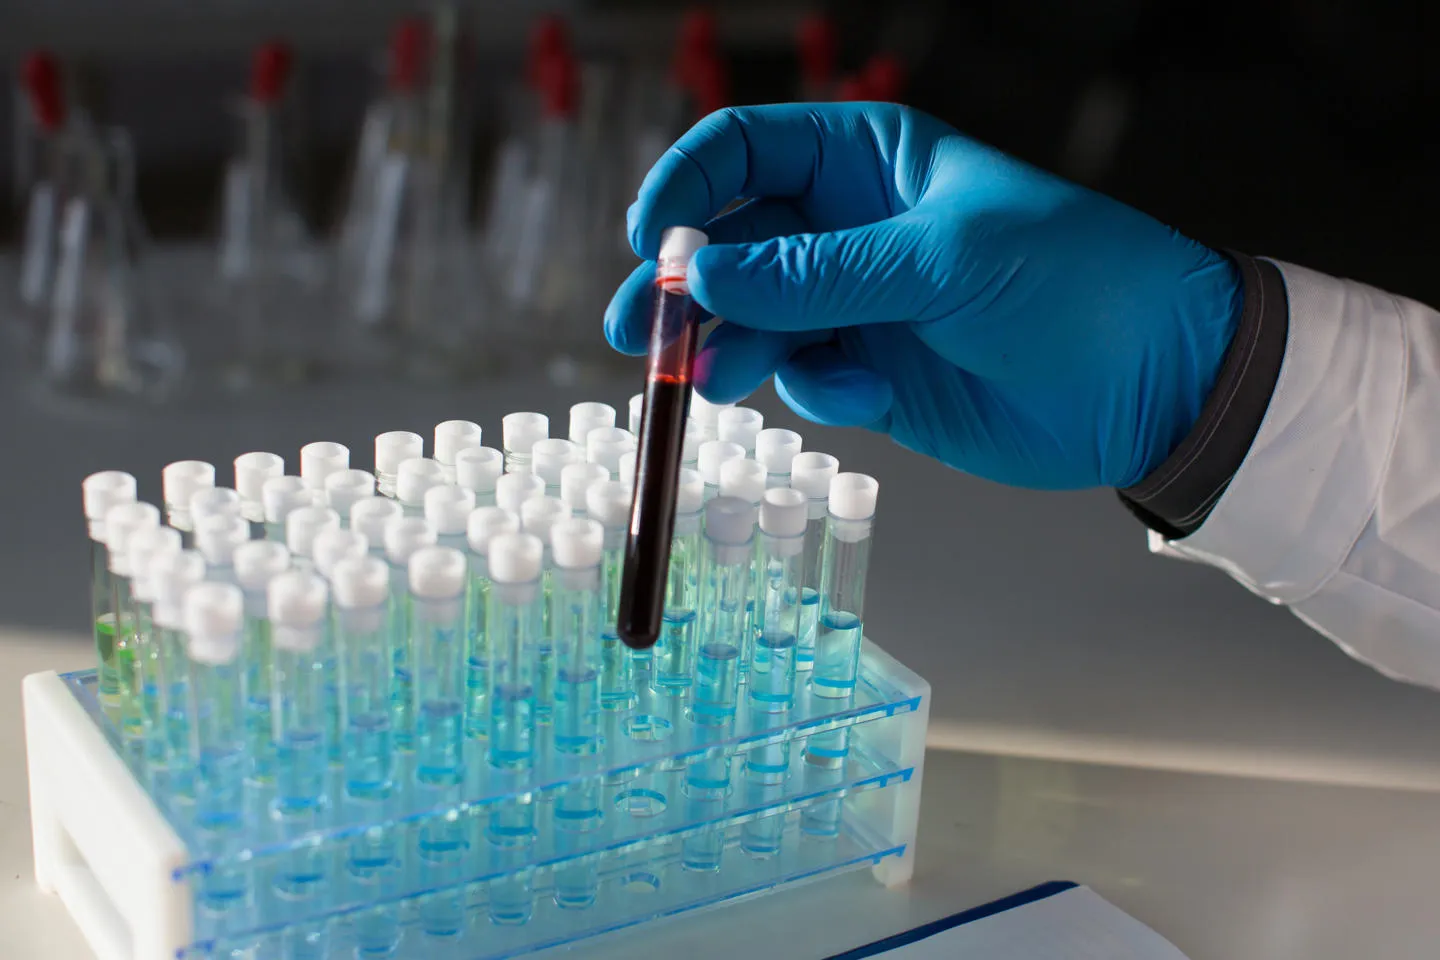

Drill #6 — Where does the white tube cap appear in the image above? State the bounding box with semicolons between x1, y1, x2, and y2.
152;549;206;630
233;540;290;592
467;506;520;555
657;226;708;292
617;450;638;489
424;484;476;535
790;452;840;500
184;582;244;664
267;569;328;629
350;497;403;546
487;532;543;584
560;462;607;513
285;506;340;559
718;458;766;505
689;393;730;436
676;468;704;514
682;419;703;464
396;458;446;507
585;427;637;476
627;393;644;434
755;429;803;476
495;472;545;514
585;480;632;528
300;442;349;492
312;528;369;579
324;469;376;518
83;471;137;521
383;516;437;566
330;555;389;610
455;447;504;494
105;502;161;574
520;496;570;541
717;407;763;451
433;420;483;466
163;460;215;509
532;438;583;486
190;487;243;524
829;472;880;521
551;518;603;569
195;514;251;566
697;440;745;486
502;412;549;455
704;496;757;546
262;476;313;525
408;545;467;599
568;402;616;445
128;526;182;601
375;431;424;477
760;487;808;537
234;452;284;507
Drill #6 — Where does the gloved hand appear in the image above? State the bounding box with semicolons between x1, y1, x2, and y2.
604;102;1243;490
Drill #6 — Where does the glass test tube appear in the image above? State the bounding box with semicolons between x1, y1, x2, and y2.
502;412;549;474
627;393;643;435
455;446;504;507
101;502;161;707
717;406;763;454
790;452;839;672
424;483;476;553
268;571;330;818
755;428;803;490
261;476;311;542
383;516;437;751
122;527;182;746
162;460;216;547
233;540;290;784
653;468;704;689
350;497;403;557
568;401;616;446
190;487;243;530
586;481;634;710
585;427;636;480
521;496;571;719
688;393;728;444
465;507;520;739
533;438;583;498
82;472;138;704
285;505;340;572
697;440;744;503
433;419;483;484
396;457;446;518
195;515;250;587
300;441;350;503
409;546;469;785
324;469;377;525
375;431;423;498
618;226;709;651
234;451;283;535
560;462;607;518
495;472;545;515
148;550;208;794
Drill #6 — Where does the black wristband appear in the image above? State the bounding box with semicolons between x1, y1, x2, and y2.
1117;253;1289;540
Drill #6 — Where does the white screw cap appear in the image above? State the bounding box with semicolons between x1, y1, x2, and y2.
262;476;313;525
163;460;215;509
657;226;708;292
151;550;207;630
520;496;570;541
234;452;284;505
434;420;483;466
267;569;329;629
195;514;250;566
717;407;763;451
350;497;403;545
560;462;607;513
105;502;161;574
128;526;182;601
502;412;548;455
184;582;244;664
676;468;704;514
233;540;290;592
383;516;437;566
627;393;644;434
375;431;424;477
325;469;376;518
568;402;616;445
190;487;243;524
585;427;636;476
755;429;803;476
487;532;543;584
790;452;840;500
312;528;369;579
408;545;467;599
617;450;638;488
330;555;389;610
585;480;632;528
760;487;807;537
285;506;340;559
300;441;349;492
424;484;476;535
83;471;137;521
689;393;730;434
551;518;603;569
467;506;520;555
455;447;504;494
682;419;703;464
532;438;583;486
495;472;545;514
697;440;745;486
829;473;880;521
719;459;766;505
396;458;446;507
704;496;757;546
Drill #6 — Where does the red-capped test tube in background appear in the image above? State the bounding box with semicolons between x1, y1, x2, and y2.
618;226;710;650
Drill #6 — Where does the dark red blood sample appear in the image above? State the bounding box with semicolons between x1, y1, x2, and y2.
23;50;65;132
250;40;293;104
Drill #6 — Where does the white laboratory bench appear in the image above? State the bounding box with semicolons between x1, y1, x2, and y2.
5;630;1440;960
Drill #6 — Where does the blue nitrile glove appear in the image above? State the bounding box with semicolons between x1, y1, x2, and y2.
603;103;1243;490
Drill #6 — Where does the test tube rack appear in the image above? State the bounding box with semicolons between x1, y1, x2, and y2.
25;645;928;960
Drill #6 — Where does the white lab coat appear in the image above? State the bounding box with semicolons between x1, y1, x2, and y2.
1153;260;1440;688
